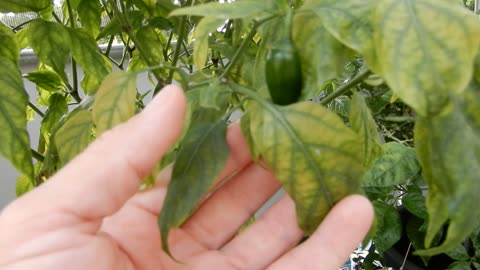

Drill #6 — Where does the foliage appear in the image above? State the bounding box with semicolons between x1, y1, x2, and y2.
1;0;480;268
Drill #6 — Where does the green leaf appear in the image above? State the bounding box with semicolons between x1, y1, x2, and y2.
27;19;70;82
159;108;229;256
473;262;480;270
193;17;225;70
169;1;269;19
414;103;480;256
135;26;166;66
68;28;109;82
242;101;365;233
147;16;174;30
77;0;102;38
327;95;351;118
402;184;427;219
0;23;19;65
372;201;402;253
55;110;93;165
363;142;420;187
92;71;137;135
0;58;34;181
406;215;429;266
96;17;122;40
0;0;52;13
446;245;471;261
301;0;375;61
292;11;356;99
448;261;473;270
15;173;35;196
41;94;68;141
373;0;480;116
350;92;382;166
15;27;29;51
24;70;65;92
187;80;230;111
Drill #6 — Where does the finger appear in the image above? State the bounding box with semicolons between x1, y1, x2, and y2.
7;85;186;223
267;195;374;270
180;163;281;249
221;195;303;270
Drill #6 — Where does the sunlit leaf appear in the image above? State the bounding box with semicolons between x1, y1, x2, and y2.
242;100;365;233
350;92;382;166
0;58;33;181
373;0;480;116
363;142;420;187
0;0;52;13
372;201;402;253
27;19;70;82
193;17;225;70
55;110;93;165
293;11;356;99
301;0;375;63
169;1;269;19
159;108;229;256
92;71;137;135
414;102;480;256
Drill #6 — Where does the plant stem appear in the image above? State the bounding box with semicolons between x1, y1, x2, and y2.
319;69;372;106
220;15;277;79
31;149;45;162
166;16;188;88
28;102;45;118
104;35;115;56
66;0;81;103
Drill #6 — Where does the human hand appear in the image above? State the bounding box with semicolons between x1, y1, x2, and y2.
0;85;373;270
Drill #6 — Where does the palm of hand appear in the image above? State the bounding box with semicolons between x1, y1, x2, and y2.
0;87;372;270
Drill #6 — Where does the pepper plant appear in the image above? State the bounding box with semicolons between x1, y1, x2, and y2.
1;0;480;269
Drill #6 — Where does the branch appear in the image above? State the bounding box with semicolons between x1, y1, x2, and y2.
28;102;45;118
31;149;45;162
319;69;372;106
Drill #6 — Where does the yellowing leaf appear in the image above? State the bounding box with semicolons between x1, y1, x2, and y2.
55;110;93;165
414;101;480;256
159;108;229;256
373;0;480;116
193;17;225;70
92;71;137;135
301;0;375;64
41;94;68;141
243;101;365;233
350;92;382;166
293;11;356;99
0;58;33;181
